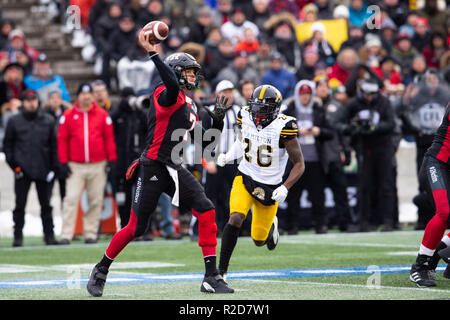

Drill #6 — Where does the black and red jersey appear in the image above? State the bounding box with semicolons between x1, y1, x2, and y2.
426;102;450;164
139;51;223;168
142;85;198;167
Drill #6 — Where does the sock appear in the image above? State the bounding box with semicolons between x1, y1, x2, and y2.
421;215;448;254
219;223;241;274
264;223;275;245
204;255;217;277
442;234;450;247
98;253;113;269
105;209;138;259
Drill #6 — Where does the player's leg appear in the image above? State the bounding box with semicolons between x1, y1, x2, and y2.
219;175;253;279
87;160;169;297
251;200;279;250
429;233;450;280
410;156;450;287
12;175;32;246
177;166;234;293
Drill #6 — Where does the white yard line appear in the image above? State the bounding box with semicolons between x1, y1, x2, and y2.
244;279;450;294
281;239;418;249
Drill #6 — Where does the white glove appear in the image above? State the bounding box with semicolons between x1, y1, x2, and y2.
216;153;227;167
271;185;288;203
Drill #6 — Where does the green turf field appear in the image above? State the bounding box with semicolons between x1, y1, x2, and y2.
1;230;449;300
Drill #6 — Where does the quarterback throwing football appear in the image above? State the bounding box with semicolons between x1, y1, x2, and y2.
216;85;305;280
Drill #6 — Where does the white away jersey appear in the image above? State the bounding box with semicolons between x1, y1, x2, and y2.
237;106;298;185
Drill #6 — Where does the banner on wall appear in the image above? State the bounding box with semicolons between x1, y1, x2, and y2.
295;19;348;52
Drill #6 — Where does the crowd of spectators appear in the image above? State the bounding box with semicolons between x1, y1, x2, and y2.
0;0;450;244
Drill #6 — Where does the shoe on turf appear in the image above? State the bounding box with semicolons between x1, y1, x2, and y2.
429;242;446;270
438;246;450;279
44;235;61;245
87;264;109;297
12;237;22;247
219;271;228;282
428;270;437;281
266;216;279;251
59;238;70;245
427;241;447;280
201;273;234;293
443;265;450;279
410;255;436;288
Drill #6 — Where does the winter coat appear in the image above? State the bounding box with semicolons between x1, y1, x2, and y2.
57;101;117;164
3;107;58;180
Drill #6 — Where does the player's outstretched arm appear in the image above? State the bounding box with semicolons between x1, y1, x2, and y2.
216;132;244;167
138;29;180;107
282;138;305;190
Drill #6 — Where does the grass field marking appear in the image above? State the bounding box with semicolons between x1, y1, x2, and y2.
281;230;427;239
0;239;191;252
386;251;418;256
244;278;450;294
281;239;419;249
0;261;185;275
1;265;447;289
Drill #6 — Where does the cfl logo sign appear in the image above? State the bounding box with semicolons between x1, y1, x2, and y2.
66;5;81;30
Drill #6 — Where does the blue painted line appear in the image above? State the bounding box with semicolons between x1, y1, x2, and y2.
0;265;446;289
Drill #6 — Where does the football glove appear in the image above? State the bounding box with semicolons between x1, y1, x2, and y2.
212;95;230;121
216;153;227;167
271;185;288;203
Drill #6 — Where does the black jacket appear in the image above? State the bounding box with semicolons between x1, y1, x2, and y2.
3;107;58;180
108;26;138;62
337;94;395;149
109;98;148;177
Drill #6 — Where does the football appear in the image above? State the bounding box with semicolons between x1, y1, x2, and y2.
142;20;169;45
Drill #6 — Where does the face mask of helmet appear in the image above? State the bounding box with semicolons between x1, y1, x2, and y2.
178;67;201;90
249;99;280;128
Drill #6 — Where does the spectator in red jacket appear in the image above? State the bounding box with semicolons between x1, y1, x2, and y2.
327;47;359;85
57;83;117;244
372;56;403;87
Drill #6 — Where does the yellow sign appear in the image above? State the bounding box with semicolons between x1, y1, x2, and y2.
295;19;348;52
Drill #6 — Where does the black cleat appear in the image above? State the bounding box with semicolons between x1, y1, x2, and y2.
219;271;228;282
87;264;109;297
44;235;61;245
12;237;23;247
410;255;436;288
201;273;234;293
428;241;447;280
438;246;450;279
266;216;279;251
443;265;450;279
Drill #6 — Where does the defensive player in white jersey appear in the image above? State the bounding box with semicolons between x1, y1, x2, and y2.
215;84;305;281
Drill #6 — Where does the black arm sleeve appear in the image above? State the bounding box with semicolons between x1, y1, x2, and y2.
3;118;17;169
149;52;180;107
280;119;299;147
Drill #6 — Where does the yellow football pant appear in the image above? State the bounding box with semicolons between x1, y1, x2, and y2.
229;175;278;241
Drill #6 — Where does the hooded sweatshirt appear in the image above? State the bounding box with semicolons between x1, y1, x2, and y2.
292;80;318;162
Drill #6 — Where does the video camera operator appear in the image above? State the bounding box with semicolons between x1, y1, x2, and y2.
337;79;396;232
